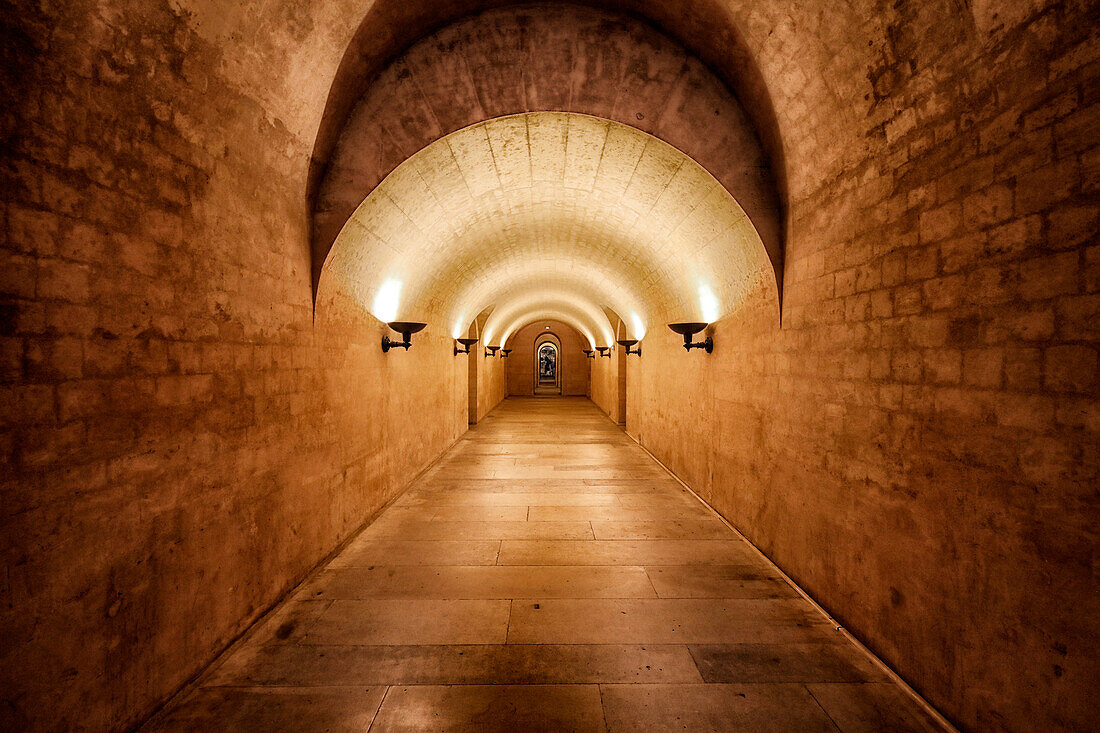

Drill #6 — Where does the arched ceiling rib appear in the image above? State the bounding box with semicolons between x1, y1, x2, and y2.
179;0;927;273
485;295;611;350
311;4;784;297
501;311;601;351
317;112;773;347
305;0;789;210
449;261;643;342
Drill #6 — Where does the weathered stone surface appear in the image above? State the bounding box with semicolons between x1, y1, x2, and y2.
147;398;938;732
1;0;1096;731
311;5;784;292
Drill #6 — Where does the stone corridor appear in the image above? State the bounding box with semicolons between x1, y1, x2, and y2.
150;398;943;732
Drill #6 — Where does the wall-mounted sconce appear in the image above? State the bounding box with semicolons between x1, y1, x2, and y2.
454;337;478;355
596;346;611;358
485;345;500;357
617;339;642;356
500;348;512;358
382;321;427;353
582;349;595;359
667;322;712;353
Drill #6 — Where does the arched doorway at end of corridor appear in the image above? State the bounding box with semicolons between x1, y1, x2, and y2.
504;320;590;398
534;335;561;395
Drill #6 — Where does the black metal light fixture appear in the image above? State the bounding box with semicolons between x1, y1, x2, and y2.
485;345;500;357
596;346;611;358
454;337;478;355
668;322;712;353
617;338;642;356
382;321;427;352
581;349;595;359
500;348;512;358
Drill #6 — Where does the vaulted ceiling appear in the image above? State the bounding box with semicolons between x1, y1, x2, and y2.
318;112;773;347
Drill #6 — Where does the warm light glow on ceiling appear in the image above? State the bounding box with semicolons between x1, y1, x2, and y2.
321;113;771;339
500;311;598;350
484;288;617;350
699;284;720;324
372;278;402;323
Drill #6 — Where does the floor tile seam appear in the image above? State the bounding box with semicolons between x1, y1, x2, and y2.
682;644;710;685
308;595;727;601
597;682;610;732
364;684;391;733
256;640;839;649
493;564;763;567
294;640;537;648
642;567;661;598
355;538;746;542
364;683;610;689
209;682;708;687
193;684;396;691
319;563;657;569
338;534;682;539
492;564;737;568
596;682;831;687
306;593;777;599
286;640;703;646
316;580;776;587
802;683;845;733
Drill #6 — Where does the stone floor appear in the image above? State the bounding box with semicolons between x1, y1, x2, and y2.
150;397;946;732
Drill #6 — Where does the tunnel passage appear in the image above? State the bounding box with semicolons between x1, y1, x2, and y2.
535;339;560;394
3;0;1096;731
314;111;779;431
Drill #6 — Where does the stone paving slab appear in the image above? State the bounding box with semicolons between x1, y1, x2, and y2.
149;398;946;732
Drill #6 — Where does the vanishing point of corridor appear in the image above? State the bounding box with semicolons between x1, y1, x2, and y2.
152;398;942;732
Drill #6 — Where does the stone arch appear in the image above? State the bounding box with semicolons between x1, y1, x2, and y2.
315;112;778;365
310;3;785;303
501;311;603;352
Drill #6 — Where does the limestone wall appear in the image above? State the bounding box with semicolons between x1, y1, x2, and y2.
1;0;1096;731
1;1;468;728
627;4;1099;730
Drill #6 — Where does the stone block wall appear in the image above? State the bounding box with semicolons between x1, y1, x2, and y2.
1;1;467;728
628;2;1099;729
2;0;1097;731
